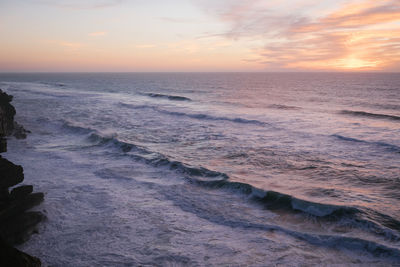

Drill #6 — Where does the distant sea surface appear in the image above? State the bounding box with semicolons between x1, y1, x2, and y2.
1;73;400;266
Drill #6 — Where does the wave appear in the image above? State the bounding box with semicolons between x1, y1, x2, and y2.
268;104;301;110
188;178;400;240
91;163;400;259
296;232;400;260
61;121;400;260
332;134;400;153
340;110;400;121
60;120;400;249
63;121;356;216
61;120;96;135
60;121;229;180
38;82;67;89
119;102;267;126
97;135;228;179
164;185;400;260
62;120;400;231
188;179;357;216
85;129;400;250
16;89;72;99
168;179;400;260
53;83;65;87
374;103;400;111
93;156;400;260
142;92;191;101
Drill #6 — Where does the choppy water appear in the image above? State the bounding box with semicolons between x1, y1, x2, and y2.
1;73;400;266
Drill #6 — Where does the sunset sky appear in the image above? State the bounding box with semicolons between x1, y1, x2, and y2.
1;0;399;72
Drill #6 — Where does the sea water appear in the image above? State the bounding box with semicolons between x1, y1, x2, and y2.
1;72;399;266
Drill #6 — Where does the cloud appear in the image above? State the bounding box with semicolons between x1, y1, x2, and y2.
294;1;400;32
158;17;200;24
32;0;124;10
204;0;400;70
89;31;107;37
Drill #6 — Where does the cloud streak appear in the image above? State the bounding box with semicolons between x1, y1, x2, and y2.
32;0;124;10
207;0;400;70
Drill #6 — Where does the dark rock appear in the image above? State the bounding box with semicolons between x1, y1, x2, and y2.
0;89;30;141
10;185;34;200
0;237;41;267
0;188;10;202
0;156;24;189
0;89;43;265
0;193;44;222
0;211;45;245
0;90;13;103
0;89;16;137
0;137;6;152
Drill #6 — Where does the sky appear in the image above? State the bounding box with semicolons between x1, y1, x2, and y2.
0;0;399;72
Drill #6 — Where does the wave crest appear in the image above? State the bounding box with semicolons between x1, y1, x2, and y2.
340;110;400;121
332;134;400;153
143;92;191;101
119;102;267;126
268;104;301;110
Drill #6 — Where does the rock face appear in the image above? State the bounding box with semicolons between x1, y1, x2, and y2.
0;157;24;189
0;89;43;266
0;238;41;267
0;89;16;138
0;138;6;154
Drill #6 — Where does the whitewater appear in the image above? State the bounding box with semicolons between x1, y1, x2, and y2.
1;72;399;266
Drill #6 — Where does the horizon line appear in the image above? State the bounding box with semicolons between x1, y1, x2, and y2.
1;71;399;74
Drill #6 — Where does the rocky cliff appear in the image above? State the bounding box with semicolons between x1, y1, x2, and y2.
0;89;43;266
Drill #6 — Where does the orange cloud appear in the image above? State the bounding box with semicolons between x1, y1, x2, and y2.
285;1;400;70
295;0;400;32
213;0;400;71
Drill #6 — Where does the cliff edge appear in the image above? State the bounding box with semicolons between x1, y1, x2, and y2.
0;89;44;266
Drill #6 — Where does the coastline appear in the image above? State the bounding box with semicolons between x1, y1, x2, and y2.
0;89;44;266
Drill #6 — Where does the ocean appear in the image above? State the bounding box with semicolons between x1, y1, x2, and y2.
1;72;399;266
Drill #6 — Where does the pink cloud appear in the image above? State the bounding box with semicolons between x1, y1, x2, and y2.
207;0;400;70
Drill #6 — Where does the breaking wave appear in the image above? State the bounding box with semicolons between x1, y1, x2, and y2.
61;120;228;180
268;104;301;110
142;92;191;101
119;102;267;126
62;120;400;237
340;110;400;121
332;134;400;153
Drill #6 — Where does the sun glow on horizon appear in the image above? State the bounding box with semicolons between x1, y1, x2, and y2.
0;0;399;72
338;57;381;70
